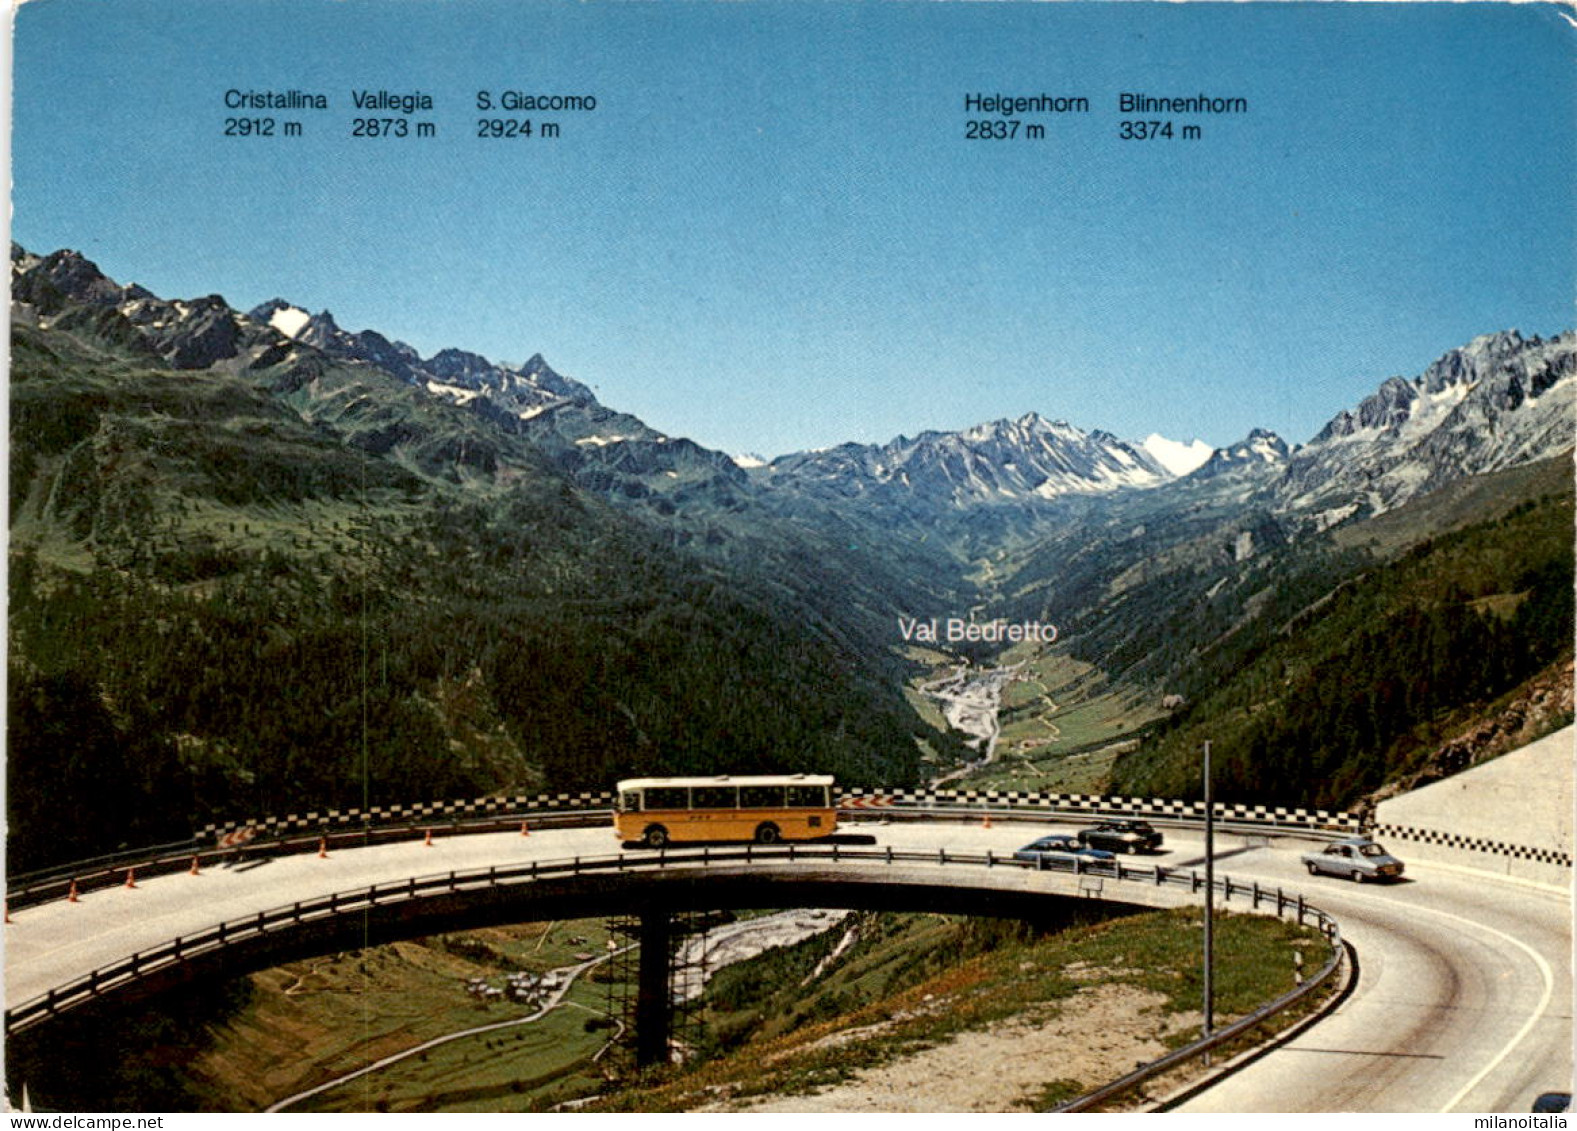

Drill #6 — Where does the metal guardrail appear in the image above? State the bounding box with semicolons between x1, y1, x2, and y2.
4;810;612;911
6;800;1350;910
1058;902;1345;1111
5;843;1337;1038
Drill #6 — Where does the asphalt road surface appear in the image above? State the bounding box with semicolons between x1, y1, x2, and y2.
7;818;1569;1112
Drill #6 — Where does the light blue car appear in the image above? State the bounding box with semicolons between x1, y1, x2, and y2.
1302;837;1405;883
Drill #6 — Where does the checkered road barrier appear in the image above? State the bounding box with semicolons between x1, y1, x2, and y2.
837;786;1359;831
202;791;617;841
203;786;1359;841
1373;822;1573;868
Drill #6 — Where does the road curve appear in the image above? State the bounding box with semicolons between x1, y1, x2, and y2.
1171;844;1571;1113
6;818;1569;1112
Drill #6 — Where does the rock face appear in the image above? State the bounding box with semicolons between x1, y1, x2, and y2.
1189;428;1290;481
244;299;598;418
1276;331;1576;520
1364;660;1575;812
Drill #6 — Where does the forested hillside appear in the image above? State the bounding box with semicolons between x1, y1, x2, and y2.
7;314;953;872
1105;480;1573;808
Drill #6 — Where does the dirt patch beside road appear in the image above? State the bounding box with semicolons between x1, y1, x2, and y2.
708;982;1191;1112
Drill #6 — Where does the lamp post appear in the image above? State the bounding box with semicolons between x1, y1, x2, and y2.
1203;739;1215;1054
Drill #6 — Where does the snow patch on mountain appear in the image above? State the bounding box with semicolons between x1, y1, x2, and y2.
1140;433;1214;476
268;305;312;340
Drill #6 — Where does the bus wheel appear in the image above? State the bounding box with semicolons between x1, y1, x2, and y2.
754;823;781;845
643;825;669;849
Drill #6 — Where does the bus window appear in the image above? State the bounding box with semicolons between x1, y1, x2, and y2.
741;785;786;808
693;786;738;810
619;791;642;812
646;787;689;810
787;785;828;808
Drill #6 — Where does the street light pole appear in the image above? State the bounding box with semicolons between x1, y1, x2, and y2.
1203;738;1215;1050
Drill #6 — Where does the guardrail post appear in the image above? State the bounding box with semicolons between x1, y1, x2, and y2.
1154;866;1164;886
256;910;266;933
833;843;840;863
174;936;183;959
885;845;893;865
939;847;947;866
1191;871;1200;894
449;870;457;892
218;920;228;943
1252;882;1261;910
408;876;416;898
1297;894;1306;925
1223;879;1232;903
986;849;994;868
1277;887;1285;916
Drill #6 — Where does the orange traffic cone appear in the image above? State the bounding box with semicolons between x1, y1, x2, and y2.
189;855;202;876
67;881;79;903
124;868;137;889
520;821;530;837
423;829;434;847
4;902;10;924
982;813;992;829
318;837;329;859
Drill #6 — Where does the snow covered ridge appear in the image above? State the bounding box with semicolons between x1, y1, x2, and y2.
763;411;1180;507
243;297;599;420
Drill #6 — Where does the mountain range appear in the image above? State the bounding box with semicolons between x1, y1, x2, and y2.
14;244;1574;546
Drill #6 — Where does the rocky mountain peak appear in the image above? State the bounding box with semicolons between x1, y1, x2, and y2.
1189;429;1289;480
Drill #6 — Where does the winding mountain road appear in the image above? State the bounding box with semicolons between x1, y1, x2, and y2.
6;819;1569;1112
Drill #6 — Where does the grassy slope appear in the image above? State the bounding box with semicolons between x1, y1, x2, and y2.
593;907;1333;1113
5;920;629;1113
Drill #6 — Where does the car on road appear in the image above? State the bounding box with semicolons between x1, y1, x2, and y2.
1013;834;1117;869
1077;820;1164;854
1301;836;1405;882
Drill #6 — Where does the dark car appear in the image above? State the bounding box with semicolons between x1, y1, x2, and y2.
1014;835;1116;870
1078;820;1164;854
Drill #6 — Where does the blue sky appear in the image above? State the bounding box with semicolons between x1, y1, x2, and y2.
12;0;1576;457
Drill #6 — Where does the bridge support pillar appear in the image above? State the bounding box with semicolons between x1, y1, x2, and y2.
634;908;674;1067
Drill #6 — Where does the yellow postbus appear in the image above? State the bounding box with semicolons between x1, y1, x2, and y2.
613;774;838;848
